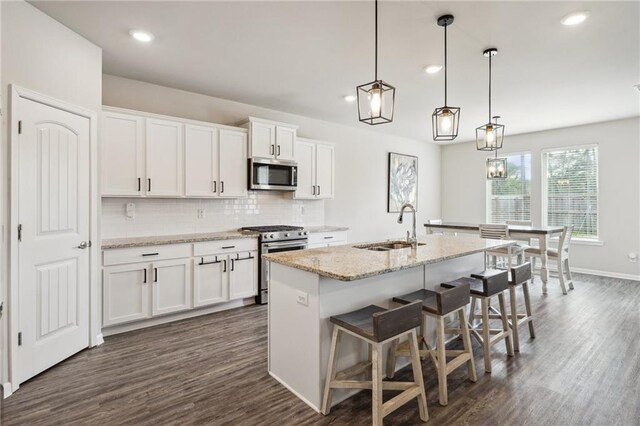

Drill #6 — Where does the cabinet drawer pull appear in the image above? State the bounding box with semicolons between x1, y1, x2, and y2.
143;268;147;283
142;253;159;257
137;178;141;192
323;236;334;239
153;267;158;282
221;245;235;249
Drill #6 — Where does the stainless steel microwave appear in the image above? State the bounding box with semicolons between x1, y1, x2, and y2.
249;158;298;191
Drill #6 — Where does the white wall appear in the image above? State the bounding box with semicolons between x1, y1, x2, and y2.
1;0;102;388
102;74;442;243
441;118;640;278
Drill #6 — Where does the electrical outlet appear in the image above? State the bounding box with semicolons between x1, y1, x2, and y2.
125;203;135;220
296;290;309;306
198;208;206;219
628;252;638;263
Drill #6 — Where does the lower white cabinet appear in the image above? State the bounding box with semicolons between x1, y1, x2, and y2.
151;258;192;316
229;254;258;299
103;263;151;327
307;230;348;249
193;255;227;307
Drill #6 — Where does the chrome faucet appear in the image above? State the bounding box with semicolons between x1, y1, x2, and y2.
397;203;418;248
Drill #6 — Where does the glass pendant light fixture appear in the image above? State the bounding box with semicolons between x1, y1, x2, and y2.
476;48;504;150
432;15;460;141
357;0;395;125
486;117;508;179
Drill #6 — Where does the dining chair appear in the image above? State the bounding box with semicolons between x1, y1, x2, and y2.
525;226;574;295
479;224;526;269
427;219;444;235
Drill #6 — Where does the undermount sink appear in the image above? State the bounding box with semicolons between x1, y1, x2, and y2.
355;240;426;251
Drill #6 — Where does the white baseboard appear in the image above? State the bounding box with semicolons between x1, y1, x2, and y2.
102;298;253;336
570;267;640;282
95;333;105;346
2;382;13;398
269;371;321;413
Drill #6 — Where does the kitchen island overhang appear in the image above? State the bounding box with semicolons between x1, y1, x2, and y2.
264;234;514;412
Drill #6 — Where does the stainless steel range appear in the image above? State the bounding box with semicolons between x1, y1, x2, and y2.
241;225;308;304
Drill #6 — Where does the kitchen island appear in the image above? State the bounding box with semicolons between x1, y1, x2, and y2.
263;234;513;412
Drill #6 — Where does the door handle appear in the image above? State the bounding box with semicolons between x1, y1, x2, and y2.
213;181;217;193
148;178;151;192
143;268;147;283
221;181;224;193
154;267;158;283
223;260;227;273
317;185;321;196
137;178;141;192
270;144;274;155
76;241;90;249
277;145;281;157
230;259;235;272
312;185;316;195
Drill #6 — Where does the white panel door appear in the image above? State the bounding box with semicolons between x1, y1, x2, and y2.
275;126;296;161
294;140;316;199
17;97;90;384
229;253;258;300
219;129;247;198
185;124;219;197
101;111;145;196
193;255;228;307
250;121;275;158
146;118;184;197
151;259;191;316
315;144;334;199
103;264;151;327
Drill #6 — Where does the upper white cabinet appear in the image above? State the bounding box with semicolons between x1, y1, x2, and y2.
146;118;184;197
184;125;247;198
101;107;248;198
101;111;145;197
294;138;335;200
242;117;297;161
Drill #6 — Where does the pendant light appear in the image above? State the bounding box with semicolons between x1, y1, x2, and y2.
486;116;508;179
432;15;460;141
357;0;395;125
476;48;504;150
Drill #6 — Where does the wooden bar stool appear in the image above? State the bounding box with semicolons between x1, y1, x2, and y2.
321;301;428;425
387;285;477;406
442;269;514;373
504;262;535;352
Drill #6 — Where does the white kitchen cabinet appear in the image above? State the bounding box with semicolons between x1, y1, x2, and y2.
151;258;192;316
101;111;145;197
307;230;348;249
103;263;151;327
185;124;219;197
193;255;228;308
229;253;258;300
218;129;248;198
294;138;335;200
244;117;297;161
146;118;184;197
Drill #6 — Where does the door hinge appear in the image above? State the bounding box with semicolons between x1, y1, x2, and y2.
18;224;22;242
18;120;22;134
18;332;22;346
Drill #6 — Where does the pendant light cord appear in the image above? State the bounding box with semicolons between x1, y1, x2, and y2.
488;53;492;123
444;23;448;106
374;0;378;81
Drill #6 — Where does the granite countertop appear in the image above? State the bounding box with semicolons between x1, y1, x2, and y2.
102;231;259;249
305;225;349;233
263;234;514;281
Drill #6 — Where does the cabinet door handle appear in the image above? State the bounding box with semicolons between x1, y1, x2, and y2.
137;178;141;192
154;267;158;283
143;268;147;283
223;260;227;273
148;178;151;192
277;145;281;157
221;181;224;193
213;181;217;193
270;144;274;155
230;259;235;272
312;185;316;195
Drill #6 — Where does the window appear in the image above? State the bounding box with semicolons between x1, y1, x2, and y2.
487;152;531;223
543;145;598;240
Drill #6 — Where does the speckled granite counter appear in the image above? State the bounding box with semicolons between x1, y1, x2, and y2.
263;234;513;281
305;225;349;233
102;231;258;249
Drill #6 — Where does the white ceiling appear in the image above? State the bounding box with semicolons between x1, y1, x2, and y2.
31;1;640;143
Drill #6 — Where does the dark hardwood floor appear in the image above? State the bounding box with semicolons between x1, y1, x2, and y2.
3;274;640;425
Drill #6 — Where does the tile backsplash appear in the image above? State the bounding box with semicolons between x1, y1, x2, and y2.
101;192;325;238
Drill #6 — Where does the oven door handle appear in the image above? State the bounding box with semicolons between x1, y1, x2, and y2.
263;241;307;250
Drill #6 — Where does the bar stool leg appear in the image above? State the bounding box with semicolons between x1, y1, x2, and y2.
498;293;514;356
481;298;491;373
408;329;429;422
386;338;399;378
435;316;448;406
458;306;477;382
321;327;342;415
469;297;477;326
523;282;535;338
372;342;384;426
509;285;520;352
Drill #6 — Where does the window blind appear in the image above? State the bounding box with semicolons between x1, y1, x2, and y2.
543;146;598;239
487;153;532;223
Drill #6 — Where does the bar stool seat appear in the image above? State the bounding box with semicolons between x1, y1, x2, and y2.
442;270;514;373
387;285;477;406
322;301;428;425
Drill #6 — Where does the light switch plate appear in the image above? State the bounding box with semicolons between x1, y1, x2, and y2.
296;290;309;306
125;203;135;220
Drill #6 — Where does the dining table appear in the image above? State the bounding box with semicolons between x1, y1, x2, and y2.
424;222;565;294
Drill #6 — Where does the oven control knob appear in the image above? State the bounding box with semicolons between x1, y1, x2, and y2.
284;233;290;237
299;232;303;236
269;234;274;239
303;231;308;236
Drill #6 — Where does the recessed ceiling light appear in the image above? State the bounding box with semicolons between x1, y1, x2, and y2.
561;11;590;26
129;30;154;42
424;65;443;74
343;95;356;102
